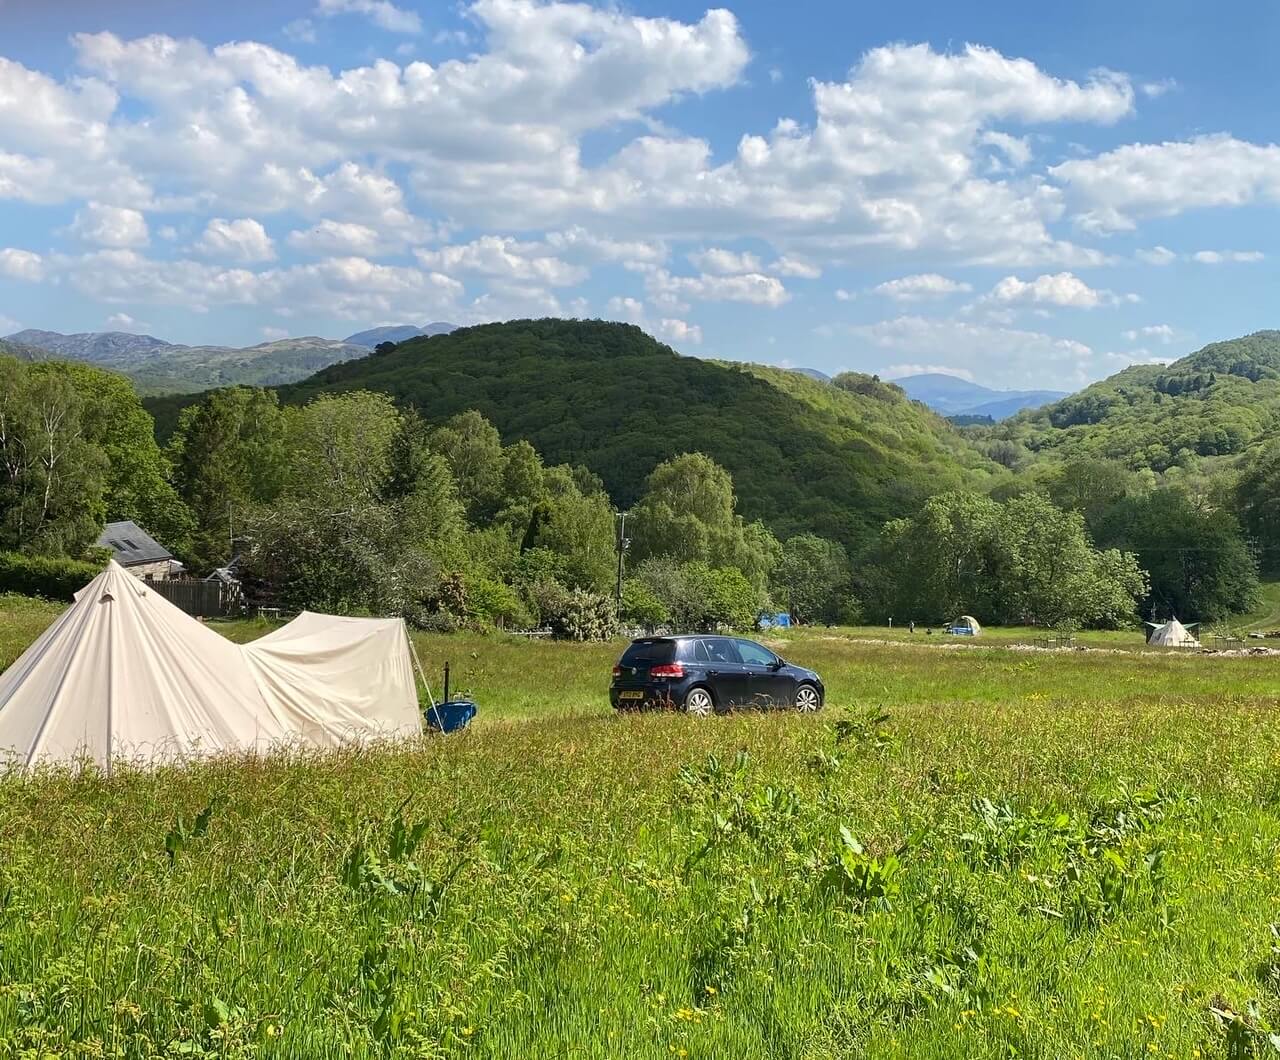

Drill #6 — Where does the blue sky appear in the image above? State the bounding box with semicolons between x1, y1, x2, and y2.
1;0;1277;390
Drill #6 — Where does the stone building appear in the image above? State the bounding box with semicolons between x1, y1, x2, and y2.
94;520;182;581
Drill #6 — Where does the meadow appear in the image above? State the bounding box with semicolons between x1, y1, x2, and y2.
1;596;1279;1057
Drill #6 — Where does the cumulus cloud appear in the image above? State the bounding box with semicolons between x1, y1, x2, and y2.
986;271;1135;308
1191;249;1264;264
104;312;146;331
688;247;762;275
1136;245;1177;265
287;220;385;257
0;248;45;281
1051;134;1280;231
604;295;701;346
644;268;790;309
770;255;821;279
1124;324;1178;343
874;273;972;301
70;202;149;247
415;236;587;286
196;218;276;262
315;0;422;35
53;248;464;321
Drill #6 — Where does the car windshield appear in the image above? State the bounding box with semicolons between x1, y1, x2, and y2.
619;640;675;667
736;640;777;666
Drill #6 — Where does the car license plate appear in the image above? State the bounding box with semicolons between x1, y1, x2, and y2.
619;690;644;700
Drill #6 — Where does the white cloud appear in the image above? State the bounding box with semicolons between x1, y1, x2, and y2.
70;202;149;247
881;363;975;382
1191;249;1265;264
980;130;1032;168
55;248;464;321
770;255;821;279
987;271;1134;308
0;248;45;281
657;317;702;345
196;218;276;263
1136;245;1177;265
604;295;700;346
834;288;853;302
1140;78;1177;99
543;227;666;265
687;247;762;275
644;268;790;309
415;236;586;286
314;0;422;35
261;325;290;340
1124;324;1177;344
1052;134;1280;231
874;273;972;301
287;220;384;256
104;312;146;331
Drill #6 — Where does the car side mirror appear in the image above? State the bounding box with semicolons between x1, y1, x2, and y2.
769;658;785;670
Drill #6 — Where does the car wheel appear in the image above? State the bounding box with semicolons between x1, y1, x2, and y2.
684;687;714;717
794;684;822;713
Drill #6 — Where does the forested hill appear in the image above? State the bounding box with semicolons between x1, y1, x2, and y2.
1004;330;1280;471
261;319;999;550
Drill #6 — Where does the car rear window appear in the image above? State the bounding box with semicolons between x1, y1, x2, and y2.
620;640;676;667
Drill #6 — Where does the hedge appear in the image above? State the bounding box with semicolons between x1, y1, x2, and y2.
0;552;106;601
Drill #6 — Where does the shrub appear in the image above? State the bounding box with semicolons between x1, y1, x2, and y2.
533;579;617;641
0;551;105;601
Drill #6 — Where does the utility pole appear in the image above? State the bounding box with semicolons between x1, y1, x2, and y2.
614;510;630;619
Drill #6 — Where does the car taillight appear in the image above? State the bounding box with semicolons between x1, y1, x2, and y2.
612;664;623;677
649;663;685;679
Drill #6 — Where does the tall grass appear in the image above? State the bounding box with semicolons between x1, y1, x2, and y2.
1;599;1279;1057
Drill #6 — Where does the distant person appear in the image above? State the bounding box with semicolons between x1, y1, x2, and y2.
909;620;915;634
926;627;933;636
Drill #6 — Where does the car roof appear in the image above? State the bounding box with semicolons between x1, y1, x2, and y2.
631;634;738;643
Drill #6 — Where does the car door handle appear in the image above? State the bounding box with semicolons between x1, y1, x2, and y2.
708;669;720;676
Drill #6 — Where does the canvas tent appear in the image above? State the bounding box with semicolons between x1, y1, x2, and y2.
1145;618;1200;648
0;562;422;770
949;615;982;636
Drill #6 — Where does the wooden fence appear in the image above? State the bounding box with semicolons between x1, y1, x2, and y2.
149;578;241;618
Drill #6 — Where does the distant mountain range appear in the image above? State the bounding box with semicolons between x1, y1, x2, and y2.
343;322;458;347
2;323;458;393
893;373;1069;420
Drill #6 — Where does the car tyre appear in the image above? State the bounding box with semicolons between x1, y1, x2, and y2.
684;687;714;717
794;683;822;713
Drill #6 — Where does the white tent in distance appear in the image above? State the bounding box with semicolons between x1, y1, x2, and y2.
0;561;422;770
1145;618;1201;648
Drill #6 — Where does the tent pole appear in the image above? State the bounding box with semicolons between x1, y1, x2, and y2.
406;629;444;732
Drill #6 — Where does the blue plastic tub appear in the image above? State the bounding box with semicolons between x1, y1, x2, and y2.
425;699;477;733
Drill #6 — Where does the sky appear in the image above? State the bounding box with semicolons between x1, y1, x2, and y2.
0;0;1277;391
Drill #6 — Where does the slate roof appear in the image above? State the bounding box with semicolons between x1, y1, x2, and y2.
95;520;173;567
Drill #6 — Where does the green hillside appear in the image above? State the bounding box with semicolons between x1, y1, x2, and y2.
1005;330;1280;471
244;319;999;550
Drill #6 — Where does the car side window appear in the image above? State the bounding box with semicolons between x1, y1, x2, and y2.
701;639;741;664
691;640;712;663
736;639;777;666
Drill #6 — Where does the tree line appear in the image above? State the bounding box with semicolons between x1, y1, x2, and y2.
0;353;1272;636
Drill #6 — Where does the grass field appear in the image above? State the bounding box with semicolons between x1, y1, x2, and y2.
1;596;1279;1057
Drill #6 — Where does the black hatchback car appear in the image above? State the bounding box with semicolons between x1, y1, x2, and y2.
610;635;824;716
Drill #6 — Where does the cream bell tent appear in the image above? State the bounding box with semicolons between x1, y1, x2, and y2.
1145;618;1201;648
949;615;982;636
0;562;422;770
